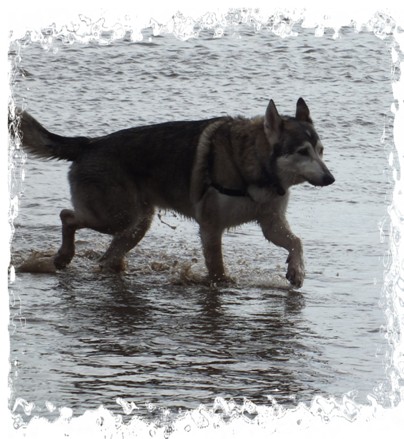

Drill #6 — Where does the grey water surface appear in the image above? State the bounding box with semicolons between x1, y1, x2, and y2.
9;22;394;422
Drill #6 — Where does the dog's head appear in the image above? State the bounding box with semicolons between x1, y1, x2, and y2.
263;98;335;192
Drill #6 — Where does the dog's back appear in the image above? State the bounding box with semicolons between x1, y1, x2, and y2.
15;110;224;214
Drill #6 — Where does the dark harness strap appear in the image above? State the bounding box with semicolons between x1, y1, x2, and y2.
210;181;249;197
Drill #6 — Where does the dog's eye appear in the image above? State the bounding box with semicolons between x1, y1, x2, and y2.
318;147;324;156
298;148;310;156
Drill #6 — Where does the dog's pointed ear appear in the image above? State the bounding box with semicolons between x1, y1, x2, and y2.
264;99;283;143
296;97;313;123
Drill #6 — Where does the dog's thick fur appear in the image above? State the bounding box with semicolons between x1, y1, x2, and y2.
13;98;335;287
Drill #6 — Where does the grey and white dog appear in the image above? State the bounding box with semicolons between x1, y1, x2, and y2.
14;98;334;287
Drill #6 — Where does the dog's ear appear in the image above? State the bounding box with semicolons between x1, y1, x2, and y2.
296;98;313;123
264;99;283;143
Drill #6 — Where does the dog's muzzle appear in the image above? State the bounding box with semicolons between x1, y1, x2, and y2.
308;168;335;187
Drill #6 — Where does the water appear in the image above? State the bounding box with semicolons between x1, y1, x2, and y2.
8;23;394;424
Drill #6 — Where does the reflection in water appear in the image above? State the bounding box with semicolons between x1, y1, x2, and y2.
15;270;314;419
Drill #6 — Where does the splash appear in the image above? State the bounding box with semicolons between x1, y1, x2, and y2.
16;250;57;273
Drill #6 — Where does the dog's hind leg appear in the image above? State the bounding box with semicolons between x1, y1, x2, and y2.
99;209;154;272
54;209;82;269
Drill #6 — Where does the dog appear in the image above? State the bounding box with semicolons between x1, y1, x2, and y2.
12;98;334;288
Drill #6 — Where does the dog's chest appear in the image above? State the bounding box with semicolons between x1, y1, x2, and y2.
214;187;288;229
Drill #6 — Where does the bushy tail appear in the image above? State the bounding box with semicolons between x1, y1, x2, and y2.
10;109;90;161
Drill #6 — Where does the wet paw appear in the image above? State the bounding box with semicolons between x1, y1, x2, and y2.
98;259;127;273
208;274;235;287
286;261;305;288
53;253;70;270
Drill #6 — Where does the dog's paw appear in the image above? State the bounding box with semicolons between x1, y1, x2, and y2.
286;260;305;288
98;259;127;273
207;274;235;287
54;249;75;270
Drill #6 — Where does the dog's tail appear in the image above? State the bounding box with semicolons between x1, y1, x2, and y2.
11;109;90;161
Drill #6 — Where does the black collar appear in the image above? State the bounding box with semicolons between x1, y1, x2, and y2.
210;182;249;197
211;180;285;198
209;162;286;198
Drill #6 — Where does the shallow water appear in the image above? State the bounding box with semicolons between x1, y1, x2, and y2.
9;23;394;423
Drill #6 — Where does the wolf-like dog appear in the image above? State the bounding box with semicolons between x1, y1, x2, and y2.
13;98;334;288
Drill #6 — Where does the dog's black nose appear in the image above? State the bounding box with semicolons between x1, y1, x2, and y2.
323;173;335;186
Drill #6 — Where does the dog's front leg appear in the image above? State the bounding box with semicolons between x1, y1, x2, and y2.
260;215;305;288
199;226;227;283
